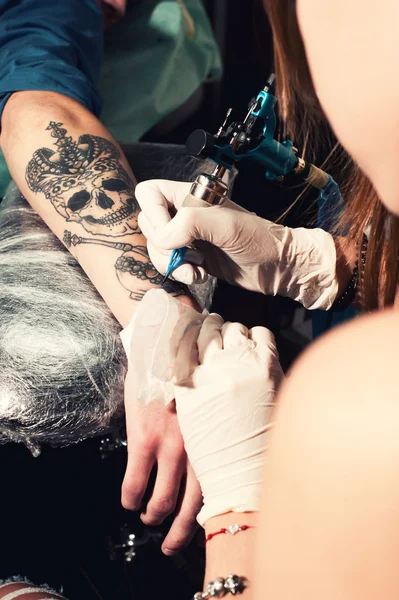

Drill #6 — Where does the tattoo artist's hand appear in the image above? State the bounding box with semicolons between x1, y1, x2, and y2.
122;370;202;555
136;179;339;310
173;314;285;526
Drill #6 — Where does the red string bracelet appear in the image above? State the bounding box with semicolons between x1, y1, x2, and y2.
205;524;253;544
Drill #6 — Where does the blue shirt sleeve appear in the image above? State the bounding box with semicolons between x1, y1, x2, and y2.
0;0;104;122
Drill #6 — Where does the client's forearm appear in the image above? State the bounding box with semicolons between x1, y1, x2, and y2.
1;91;195;326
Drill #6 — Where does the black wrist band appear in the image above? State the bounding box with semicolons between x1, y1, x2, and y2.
332;234;368;312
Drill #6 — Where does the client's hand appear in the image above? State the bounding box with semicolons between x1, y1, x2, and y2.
136;179;339;310
173;314;285;526
122;371;202;555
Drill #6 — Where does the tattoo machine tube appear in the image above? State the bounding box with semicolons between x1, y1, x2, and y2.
163;173;229;280
182;173;229;208
120;289;207;405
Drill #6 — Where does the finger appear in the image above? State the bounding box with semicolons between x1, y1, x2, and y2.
141;451;185;526
135;183;173;233
146;240;200;285
135;180;191;224
121;447;155;512
145;241;206;278
168;255;208;286
249;326;278;361
197;313;224;364
137;211;163;245
170;264;208;285
190;265;208;284
138;209;197;254
170;265;208;285
138;207;196;250
145;204;230;251
221;321;250;350
162;462;203;556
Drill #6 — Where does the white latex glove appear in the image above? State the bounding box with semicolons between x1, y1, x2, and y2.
136;179;339;310
173;314;284;526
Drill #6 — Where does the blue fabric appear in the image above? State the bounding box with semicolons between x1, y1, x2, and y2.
0;0;103;122
0;0;221;197
312;176;357;339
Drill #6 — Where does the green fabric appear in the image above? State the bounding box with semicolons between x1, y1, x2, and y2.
0;0;221;196
99;0;221;143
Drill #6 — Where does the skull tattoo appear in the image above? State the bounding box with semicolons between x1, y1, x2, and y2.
26;122;139;237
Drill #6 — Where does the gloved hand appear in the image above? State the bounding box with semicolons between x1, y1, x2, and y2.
136;179;339;310
173;313;284;526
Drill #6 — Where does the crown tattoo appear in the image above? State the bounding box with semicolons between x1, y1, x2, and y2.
26;122;121;195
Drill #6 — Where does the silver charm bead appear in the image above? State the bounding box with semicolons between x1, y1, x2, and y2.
227;524;240;536
193;594;205;600
206;577;226;597
224;574;245;595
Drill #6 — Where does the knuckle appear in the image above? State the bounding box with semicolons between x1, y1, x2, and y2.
178;207;196;231
163;440;185;460
131;430;158;454
147;497;175;519
134;181;147;204
179;509;201;528
167;521;198;548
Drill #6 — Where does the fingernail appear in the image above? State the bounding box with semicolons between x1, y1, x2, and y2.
162;547;176;557
176;270;194;285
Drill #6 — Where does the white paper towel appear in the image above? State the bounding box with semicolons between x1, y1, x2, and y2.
120;289;207;405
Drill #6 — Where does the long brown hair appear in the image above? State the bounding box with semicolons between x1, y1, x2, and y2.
263;0;399;310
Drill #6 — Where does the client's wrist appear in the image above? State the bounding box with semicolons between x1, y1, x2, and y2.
176;292;201;312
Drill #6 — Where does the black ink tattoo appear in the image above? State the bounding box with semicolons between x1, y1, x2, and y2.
26;122;187;303
63;231;186;302
26;122;139;237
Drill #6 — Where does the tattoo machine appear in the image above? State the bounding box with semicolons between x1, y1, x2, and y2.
163;73;330;282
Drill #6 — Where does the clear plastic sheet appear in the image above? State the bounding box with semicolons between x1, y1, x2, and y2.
0;143;233;454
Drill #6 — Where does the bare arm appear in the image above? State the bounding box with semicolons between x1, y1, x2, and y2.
255;308;399;599
0;91;204;553
202;513;257;597
195;310;399;599
0;91;196;327
0;581;65;599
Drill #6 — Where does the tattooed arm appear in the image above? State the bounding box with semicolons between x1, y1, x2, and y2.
0;90;194;327
1;91;204;555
